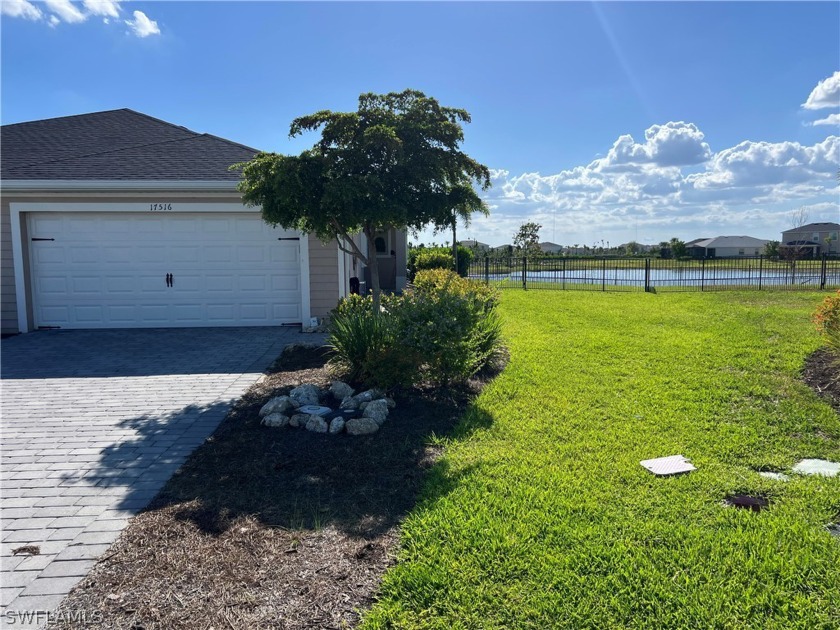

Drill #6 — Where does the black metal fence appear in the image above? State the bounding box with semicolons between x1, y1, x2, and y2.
468;255;840;292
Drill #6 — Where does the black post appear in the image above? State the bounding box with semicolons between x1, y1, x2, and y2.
522;256;527;290
562;257;566;291
602;258;606;292
644;258;651;292
821;254;827;290
701;258;705;292
758;256;763;290
484;256;490;285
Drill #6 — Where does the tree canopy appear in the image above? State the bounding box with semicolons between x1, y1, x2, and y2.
513;221;542;256
235;90;491;305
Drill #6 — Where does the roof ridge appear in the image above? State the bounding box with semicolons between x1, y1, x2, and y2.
0;108;197;135
4;135;210;173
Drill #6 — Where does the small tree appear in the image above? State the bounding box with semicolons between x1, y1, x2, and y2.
513;222;542;257
235;90;491;309
669;237;687;259
764;240;781;259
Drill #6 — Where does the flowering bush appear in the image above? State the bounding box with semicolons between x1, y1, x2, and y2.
327;270;503;389
813;290;840;356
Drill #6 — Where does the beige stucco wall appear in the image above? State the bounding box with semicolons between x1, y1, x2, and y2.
1;198;18;334
308;235;339;319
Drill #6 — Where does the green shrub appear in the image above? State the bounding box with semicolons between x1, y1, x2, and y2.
328;270;503;389
814;289;840;356
407;246;474;281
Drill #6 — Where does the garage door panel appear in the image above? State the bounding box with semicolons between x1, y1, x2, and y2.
29;212;303;329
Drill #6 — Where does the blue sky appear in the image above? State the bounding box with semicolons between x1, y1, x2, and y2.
2;1;839;247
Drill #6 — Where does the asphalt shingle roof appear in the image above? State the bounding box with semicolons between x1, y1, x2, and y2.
1;109;259;181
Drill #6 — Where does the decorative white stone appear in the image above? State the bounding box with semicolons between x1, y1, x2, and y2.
362;399;389;426
289;414;309;428
792;459;840;477
305;415;328;433
340;395;359;410
330;381;354;401
640;455;696;477
329;417;346;434
261;412;289;428
259;396;294;418
345;417;380;435
290;384;321;407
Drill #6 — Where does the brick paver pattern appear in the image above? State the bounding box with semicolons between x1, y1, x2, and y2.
0;327;320;626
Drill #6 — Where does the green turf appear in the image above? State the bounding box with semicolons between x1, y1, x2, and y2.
361;291;840;629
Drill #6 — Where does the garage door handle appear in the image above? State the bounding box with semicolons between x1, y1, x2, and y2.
166;273;173;288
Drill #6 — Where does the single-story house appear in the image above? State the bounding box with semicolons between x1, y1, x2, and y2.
0;109;406;334
538;241;563;254
457;239;490;252
686;235;771;258
781;222;840;257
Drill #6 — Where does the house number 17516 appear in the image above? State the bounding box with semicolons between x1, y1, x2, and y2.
149;203;173;211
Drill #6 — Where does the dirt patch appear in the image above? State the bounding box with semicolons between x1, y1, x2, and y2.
50;345;501;630
801;347;840;414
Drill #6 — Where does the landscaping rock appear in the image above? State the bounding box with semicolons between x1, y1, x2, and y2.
259;396;294;417
329;417;346;434
305;415;329;433
362;399;389;426
262;412;290;428
290;384;322;407
340;395;360;410
298;405;332;417
345;417;380;435
359;401;369;411
385;397;396;409
289;414;309;428
330;381;354;401
283;341;321;354
354;389;384;404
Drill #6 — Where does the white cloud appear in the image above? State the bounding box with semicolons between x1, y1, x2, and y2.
590;122;712;170
812;113;840;127
44;0;86;23
802;71;840;110
82;0;121;18
1;0;43;20
48;14;60;27
125;10;160;37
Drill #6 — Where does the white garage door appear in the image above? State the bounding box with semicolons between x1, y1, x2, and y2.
28;212;302;329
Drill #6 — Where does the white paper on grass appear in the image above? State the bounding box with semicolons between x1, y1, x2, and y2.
792;459;839;477
640;454;696;476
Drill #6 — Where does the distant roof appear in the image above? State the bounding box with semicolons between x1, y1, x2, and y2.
690;235;771;248
784;222;840;232
458;239;489;248
1;109;259;181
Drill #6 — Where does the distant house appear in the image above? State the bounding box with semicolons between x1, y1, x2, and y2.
490;244;514;256
538;241;563;254
686;236;771;258
458;239;490;252
781;222;840;258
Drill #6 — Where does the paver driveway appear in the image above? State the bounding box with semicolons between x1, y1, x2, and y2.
0;327;318;627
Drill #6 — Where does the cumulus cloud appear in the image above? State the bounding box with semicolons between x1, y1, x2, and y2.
1;0;43;20
125;10;159;37
2;0;161;37
82;0;121;18
802;71;840;110
590;121;712;170
44;0;86;23
812;113;840;127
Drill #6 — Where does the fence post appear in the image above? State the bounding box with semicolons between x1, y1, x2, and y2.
758;256;763;290
484;256;490;285
522;256;527;290
821;254;827;290
644;259;651;292
701;258;705;292
602;258;606;292
562;257;566;291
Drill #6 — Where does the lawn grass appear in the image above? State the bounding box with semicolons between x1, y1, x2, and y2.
362;291;840;629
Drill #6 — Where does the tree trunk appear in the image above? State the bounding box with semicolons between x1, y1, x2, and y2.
365;224;382;312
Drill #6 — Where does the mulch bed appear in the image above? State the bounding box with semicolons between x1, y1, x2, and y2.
50;345;501;630
801;347;840;415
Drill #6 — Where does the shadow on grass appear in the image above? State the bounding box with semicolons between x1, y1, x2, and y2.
82;347;497;539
